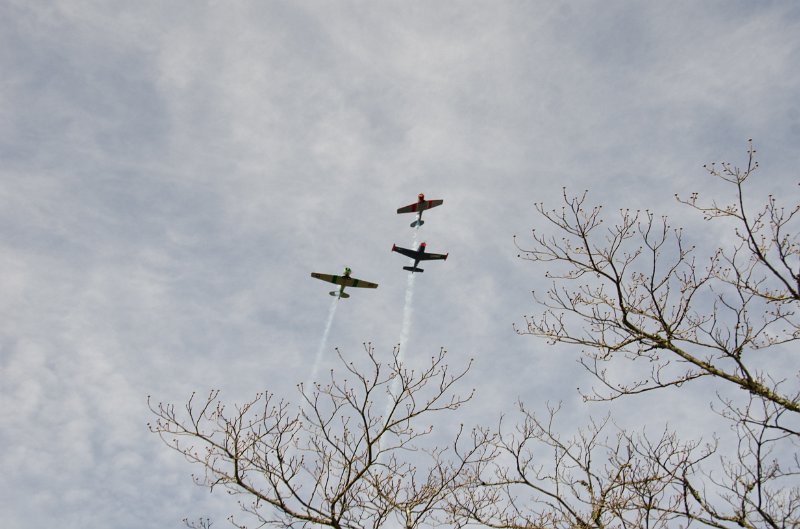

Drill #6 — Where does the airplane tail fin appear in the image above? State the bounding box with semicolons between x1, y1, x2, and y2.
329;291;350;298
410;219;424;228
403;266;424;273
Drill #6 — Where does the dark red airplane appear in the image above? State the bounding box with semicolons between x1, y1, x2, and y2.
396;193;444;227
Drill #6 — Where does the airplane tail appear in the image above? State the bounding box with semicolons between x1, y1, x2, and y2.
403;266;424;273
329;291;350;298
410;219;424;228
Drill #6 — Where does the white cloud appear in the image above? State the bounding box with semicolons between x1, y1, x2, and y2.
2;1;799;526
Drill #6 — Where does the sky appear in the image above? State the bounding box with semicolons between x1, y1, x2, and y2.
2;1;800;528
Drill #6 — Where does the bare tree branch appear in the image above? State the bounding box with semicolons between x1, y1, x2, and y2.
510;143;800;528
149;344;478;529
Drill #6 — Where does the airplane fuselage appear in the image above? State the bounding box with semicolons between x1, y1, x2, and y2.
409;243;426;270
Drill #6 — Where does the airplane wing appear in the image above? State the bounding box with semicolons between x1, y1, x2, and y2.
344;276;378;289
310;273;378;289
417;251;448;261
397;202;420;214
392;245;419;259
396;199;443;214
311;272;340;284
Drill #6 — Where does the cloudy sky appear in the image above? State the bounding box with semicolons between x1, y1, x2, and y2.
2;1;800;527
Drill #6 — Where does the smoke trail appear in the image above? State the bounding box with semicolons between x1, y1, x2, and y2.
381;227;420;452
284;297;339;472
396;271;416;365
396;226;419;364
305;296;339;390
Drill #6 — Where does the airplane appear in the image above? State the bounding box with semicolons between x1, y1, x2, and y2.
391;242;448;273
310;267;378;298
397;193;444;227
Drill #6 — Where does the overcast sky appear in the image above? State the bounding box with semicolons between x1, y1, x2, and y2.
2;1;800;528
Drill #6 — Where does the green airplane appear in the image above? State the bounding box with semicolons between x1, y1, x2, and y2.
310;267;378;299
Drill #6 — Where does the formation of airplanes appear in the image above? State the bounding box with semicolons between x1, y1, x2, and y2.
311;193;447;298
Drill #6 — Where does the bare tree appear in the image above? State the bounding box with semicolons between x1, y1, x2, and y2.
149;345;485;529
506;141;800;528
449;403;715;529
184;518;214;529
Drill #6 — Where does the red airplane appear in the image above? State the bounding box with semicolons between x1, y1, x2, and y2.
391;242;448;273
396;193;444;227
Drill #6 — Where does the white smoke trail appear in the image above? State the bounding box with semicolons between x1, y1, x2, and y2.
381;227;420;453
396;271;416;366
396;226;419;365
305;296;339;391
273;297;338;523
285;297;339;472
